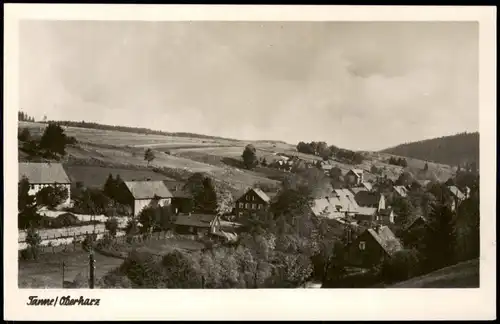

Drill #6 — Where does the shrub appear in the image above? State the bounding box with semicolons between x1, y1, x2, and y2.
381;249;422;283
96;233;114;250
19;248;37;261
99;270;134;288
82;233;97;251
105;217;119;237
24;227;42;260
53;213;80;227
35;185;69;209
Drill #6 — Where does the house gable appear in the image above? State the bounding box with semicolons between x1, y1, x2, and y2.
235;188;269;205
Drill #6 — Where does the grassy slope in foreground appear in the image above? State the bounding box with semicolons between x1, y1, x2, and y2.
387;258;479;288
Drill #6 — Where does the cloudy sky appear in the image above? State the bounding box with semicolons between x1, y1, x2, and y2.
19;21;478;151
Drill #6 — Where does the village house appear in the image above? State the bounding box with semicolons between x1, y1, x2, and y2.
448;185;466;211
234;188;276;219
310;198;359;238
349;187;366;195
311;189;361;224
18;162;72;206
375;208;397;225
393;185;409;198
163;180;194;215
353;191;386;211
174;213;221;237
345;169;364;186
361;182;373;191
124;180;173;216
354;207;378;224
349;181;373;195
346;225;403;268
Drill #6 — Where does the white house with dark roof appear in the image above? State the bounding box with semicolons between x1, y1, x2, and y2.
18;162;71;205
393;185;409;198
346;168;364;185
124;180;173;216
448;185;466;211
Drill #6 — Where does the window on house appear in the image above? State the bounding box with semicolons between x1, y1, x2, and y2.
359;241;366;251
257;204;262;209
238;212;243;217
245;203;249;209
252;203;256;209
239;203;244;208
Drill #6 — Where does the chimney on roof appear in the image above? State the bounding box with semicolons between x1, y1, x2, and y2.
374;224;382;233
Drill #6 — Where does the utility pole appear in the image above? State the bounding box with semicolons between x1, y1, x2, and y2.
62;261;65;288
89;248;95;289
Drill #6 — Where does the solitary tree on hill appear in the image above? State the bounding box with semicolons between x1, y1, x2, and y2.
242;144;258;169
39;122;70;157
144;148;155;166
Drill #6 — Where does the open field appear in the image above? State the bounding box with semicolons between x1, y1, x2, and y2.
19;121;240;148
65;144;280;193
18;236;206;288
388;259;479;288
19;120;453;193
18;249;124;288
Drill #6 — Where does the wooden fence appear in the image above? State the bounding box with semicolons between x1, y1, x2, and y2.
18;228;126;250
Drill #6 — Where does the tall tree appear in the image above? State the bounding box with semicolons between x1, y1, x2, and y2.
39;122;69;156
103;173;117;199
185;173;218;214
144;148;155;166
422;199;456;272
242;144;258;169
18;176;40;229
18;128;31;142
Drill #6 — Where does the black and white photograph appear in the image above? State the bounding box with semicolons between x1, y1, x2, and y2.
3;4;496;321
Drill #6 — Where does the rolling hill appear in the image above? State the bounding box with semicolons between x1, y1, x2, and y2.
18;120;456;194
380;132;479;167
387;258;479;288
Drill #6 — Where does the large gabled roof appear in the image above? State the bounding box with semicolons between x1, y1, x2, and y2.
367;226;403;256
393;185;409;197
163;180;192;198
448;185;466;200
124;180;173;200
19;162;70;184
236;187;274;203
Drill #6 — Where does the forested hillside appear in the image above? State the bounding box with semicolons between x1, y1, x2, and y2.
381;132;479;167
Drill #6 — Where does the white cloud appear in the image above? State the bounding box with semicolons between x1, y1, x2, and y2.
19;21;478;151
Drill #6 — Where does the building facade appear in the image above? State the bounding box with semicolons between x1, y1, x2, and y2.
234;188;274;219
18;162;72;206
346;225;403;268
346;169;364;186
124;180;173;216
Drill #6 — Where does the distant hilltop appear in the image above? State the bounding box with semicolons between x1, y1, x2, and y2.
42;120;243;142
380;132;479;167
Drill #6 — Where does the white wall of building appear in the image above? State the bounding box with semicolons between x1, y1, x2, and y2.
133;198;171;216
